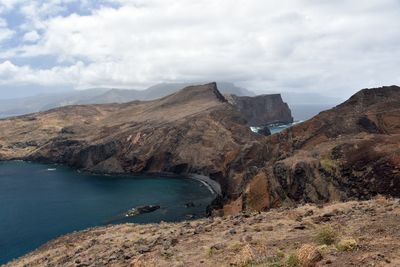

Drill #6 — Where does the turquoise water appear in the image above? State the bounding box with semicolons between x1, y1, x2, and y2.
0;161;215;264
250;121;301;135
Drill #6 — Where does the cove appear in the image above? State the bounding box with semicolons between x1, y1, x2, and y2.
0;161;215;264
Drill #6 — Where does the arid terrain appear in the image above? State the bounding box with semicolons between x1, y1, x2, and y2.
1;84;399;266
0;84;399;215
6;197;400;267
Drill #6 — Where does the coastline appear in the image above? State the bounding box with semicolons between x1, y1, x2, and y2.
1;160;223;196
187;173;222;196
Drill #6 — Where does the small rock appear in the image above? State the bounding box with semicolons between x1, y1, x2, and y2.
228;229;237;235
244;235;252;242
296;215;303;222
185;202;195;208
211;243;226;250
108;255;117;262
266;226;273;231
304;210;314;217
194;226;204;234
294;224;306;230
138;245;151;254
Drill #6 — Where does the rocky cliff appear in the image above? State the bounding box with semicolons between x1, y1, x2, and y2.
226;94;293;126
0;84;399;215
221;85;400;213
0;83;257;187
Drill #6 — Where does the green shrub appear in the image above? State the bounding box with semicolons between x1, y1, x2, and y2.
336;238;357;251
320;158;335;172
207;247;217;258
315;225;337;245
287;254;299;267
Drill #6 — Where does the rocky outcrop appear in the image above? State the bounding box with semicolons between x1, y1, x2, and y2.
0;83;258;185
0;84;399;216
226;94;293;126
221;85;400;213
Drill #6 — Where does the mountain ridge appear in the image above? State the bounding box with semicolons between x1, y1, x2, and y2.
0;82;252;118
0;84;398;215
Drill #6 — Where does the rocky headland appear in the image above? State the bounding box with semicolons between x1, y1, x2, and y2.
226;94;293;126
0;84;399;215
1;83;399;266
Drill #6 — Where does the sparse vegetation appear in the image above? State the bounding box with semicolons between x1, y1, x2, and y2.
320;158;335;172
315;225;337;245
336;238;358;251
297;244;323;267
287;253;299;267
207;247;217;258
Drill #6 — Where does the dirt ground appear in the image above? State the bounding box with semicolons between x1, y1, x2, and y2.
5;196;400;267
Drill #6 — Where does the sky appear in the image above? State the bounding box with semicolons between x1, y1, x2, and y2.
0;0;399;99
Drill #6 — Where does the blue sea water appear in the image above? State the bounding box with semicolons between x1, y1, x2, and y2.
0;161;215;264
250;121;301;135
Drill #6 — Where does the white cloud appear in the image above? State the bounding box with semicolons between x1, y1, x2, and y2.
22;30;40;42
0;0;400;98
0;60;83;86
0;17;14;43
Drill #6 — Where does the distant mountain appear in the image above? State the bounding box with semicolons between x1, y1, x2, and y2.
0;82;254;118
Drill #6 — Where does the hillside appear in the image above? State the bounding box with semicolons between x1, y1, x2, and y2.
0;83;257;180
0;82;254;118
0;85;399;215
1;84;400;266
220;85;400;213
6;197;400;266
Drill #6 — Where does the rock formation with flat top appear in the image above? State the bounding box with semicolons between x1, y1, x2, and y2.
226;94;293;126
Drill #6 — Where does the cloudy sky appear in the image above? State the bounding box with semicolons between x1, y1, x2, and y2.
0;0;399;99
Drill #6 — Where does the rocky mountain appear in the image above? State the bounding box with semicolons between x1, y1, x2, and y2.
0;84;399;216
0;83;258;181
226;94;293;126
221;85;400;213
0;82;254;118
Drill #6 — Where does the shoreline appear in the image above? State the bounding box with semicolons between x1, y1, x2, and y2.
1;160;222;196
187;173;222;196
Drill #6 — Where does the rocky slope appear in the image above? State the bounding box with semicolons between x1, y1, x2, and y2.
226;94;293;126
221;85;400;213
0;83;257;185
0;82;254;118
6;197;400;266
0;84;399;215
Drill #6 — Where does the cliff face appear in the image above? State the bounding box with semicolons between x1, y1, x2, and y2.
0;83;257;187
0;84;399;215
226;94;293;126
221;85;400;213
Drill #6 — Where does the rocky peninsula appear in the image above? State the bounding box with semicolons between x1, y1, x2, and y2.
1;83;400;266
0;84;399;215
